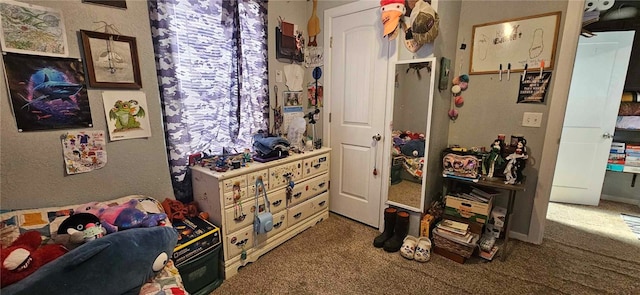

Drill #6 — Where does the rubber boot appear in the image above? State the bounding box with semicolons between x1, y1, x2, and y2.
373;207;397;248
383;211;410;252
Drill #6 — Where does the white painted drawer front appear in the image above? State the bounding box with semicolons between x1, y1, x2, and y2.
287;180;307;207
247;169;269;187
302;153;330;178
223;175;248;193
258;188;287;214
287;197;315;227
310;192;329;216
226;225;254;259
224;198;256;234
269;161;302;190
223;187;248;207
266;210;288;240
247;180;269;199
301;173;329;201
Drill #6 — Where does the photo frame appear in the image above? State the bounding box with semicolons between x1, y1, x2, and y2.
0;1;69;57
283;91;303;107
82;1;127;9
469;11;561;75
80;30;141;89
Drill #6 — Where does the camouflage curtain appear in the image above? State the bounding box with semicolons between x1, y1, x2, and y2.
148;0;268;200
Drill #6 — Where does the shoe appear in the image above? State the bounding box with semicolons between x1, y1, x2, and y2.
373;207;398;248
400;235;418;260
383;211;410;252
414;237;432;262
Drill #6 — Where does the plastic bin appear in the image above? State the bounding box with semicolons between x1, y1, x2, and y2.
176;244;222;295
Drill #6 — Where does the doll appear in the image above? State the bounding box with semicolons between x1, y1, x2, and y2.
485;139;505;178
504;138;528;184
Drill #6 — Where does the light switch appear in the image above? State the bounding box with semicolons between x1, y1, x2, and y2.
522;112;543;127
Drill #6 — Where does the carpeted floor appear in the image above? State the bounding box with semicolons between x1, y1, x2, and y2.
211;202;640;295
388;180;422;209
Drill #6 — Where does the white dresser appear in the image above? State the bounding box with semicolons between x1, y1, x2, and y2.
191;148;331;278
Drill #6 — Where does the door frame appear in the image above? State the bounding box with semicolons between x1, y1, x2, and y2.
529;0;584;244
324;0;387;229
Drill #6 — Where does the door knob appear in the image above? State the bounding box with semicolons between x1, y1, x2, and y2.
372;134;381;141
602;132;613;139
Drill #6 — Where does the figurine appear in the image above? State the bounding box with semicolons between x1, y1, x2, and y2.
242;148;252;165
504;138;528;184
485;139;505;178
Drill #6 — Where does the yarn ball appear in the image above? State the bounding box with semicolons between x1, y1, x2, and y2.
459;74;470;83
454;95;464;107
459;81;469;90
448;109;458;120
452;76;460;85
451;85;461;94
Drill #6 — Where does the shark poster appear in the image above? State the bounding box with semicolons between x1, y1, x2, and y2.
3;53;93;131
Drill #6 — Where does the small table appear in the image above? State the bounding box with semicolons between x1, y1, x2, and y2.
443;174;526;261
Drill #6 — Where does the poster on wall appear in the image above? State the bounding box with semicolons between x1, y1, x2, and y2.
307;82;323;108
517;72;552;103
61;130;107;175
3;53;93;132
102;90;152;141
0;0;69;57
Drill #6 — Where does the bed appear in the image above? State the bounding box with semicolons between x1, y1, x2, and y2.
0;195;187;295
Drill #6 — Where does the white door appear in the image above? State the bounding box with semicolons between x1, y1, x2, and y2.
550;31;634;205
325;3;388;227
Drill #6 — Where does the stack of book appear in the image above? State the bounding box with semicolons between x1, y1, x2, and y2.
624;143;640;173
456;186;499;204
607;142;626;172
434;219;473;244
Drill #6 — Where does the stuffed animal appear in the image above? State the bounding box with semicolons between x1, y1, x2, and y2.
74;199;167;234
55;213;106;249
1;231;67;288
1;226;178;295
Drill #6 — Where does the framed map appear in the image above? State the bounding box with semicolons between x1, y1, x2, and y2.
0;0;69;57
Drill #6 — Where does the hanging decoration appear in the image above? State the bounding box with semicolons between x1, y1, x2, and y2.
380;0;406;40
61;130;107;175
307;0;320;46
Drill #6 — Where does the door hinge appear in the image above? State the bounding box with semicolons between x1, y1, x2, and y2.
329;113;331;123
330;37;333;48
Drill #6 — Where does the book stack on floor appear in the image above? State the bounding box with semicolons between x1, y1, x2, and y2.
432;218;479;263
624;143;640;173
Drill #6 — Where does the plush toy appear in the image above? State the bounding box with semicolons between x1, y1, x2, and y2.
56;213;106;249
74;199;167;234
2;226;178;295
1;231;67;288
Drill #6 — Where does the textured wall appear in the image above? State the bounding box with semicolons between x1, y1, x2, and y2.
452;0;568;235
0;0;174;209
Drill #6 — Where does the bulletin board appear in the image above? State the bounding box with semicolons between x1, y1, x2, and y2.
469;11;561;75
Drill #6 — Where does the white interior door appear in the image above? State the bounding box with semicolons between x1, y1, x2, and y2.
550;31;634;205
325;3;388;227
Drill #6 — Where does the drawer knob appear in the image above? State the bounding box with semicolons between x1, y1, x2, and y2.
294;192;302;198
313;163;321;169
294;212;302;219
318;201;326;206
274;221;283;228
318;182;326;187
235;238;248;247
273;200;282;206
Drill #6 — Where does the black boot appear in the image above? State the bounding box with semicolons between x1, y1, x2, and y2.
373;207;397;248
383;211;409;252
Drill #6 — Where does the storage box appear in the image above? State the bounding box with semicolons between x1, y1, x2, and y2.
490;206;507;227
444;195;493;224
172;216;221;266
433;245;466;264
607;163;625;172
176;245;222;295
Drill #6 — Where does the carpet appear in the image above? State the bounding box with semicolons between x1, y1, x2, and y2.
211;210;640;295
621;213;640;240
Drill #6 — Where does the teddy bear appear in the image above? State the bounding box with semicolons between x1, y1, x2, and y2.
74;199;167;234
1;231;67;288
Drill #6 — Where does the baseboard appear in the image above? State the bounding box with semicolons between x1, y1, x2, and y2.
601;194;640;206
508;231;529;243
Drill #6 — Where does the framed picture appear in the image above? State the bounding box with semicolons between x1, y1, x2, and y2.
283;91;303;106
102;90;152;141
82;1;127;9
0;0;69;57
3;53;93;132
469;11;561;75
80;30;141;89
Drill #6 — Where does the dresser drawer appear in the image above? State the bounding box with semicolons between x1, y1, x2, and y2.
289;173;329;207
247;180;269;199
259;187;287;214
226;225;254;259
247;169;269;187
269;161;302;190
223;198;256;234
266;210;288;240
302;153;330;178
310;192;329;215
288;192;328;227
222;175;247;194
223;186;248;208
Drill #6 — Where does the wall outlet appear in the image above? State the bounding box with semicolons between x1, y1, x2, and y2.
522;112;543;127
